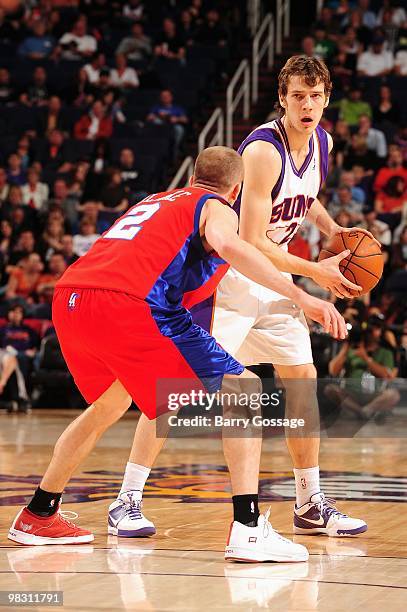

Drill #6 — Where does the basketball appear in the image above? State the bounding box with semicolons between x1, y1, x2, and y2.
318;230;384;296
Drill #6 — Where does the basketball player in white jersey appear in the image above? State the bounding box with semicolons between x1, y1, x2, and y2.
108;57;374;561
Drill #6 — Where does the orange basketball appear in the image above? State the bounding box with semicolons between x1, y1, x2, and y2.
318;230;384;296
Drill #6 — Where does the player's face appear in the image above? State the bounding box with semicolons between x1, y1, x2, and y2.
282;77;328;134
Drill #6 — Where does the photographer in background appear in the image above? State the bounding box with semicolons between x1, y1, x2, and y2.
325;315;400;420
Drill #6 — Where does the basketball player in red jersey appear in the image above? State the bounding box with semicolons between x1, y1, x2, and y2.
8;146;352;554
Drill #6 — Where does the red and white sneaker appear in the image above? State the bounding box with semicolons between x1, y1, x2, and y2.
8;506;94;546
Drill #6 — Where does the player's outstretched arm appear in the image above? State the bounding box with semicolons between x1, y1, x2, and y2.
203;201;347;339
239;142;361;298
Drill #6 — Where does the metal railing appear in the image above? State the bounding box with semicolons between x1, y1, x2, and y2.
252;13;274;104
276;0;291;55
167;156;194;190
226;59;250;148
198;107;224;152
247;0;261;36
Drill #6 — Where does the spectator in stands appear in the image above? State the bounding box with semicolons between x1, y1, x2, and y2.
301;36;321;60
344;133;379;172
74;100;113;141
316;6;339;41
19;66;50;107
110;54;139;91
357;33;394;76
147;89;188;161
58;18;97;60
40;218;65;260
356;0;378;30
67;67;94;108
100;168;129;215
36;129;71;174
336;87;372;127
7;154;26;187
51;178;79;227
72;217;99;256
313;27;336;62
328;184;364;223
377;1;406;28
340;26;362;71
5;252;44;304
179;9;196;46
0;346;30;414
373;85;401;133
346;9;373;50
375;174;407;228
394;41;407;76
357;114;387;159
116;22;152;62
118;147;148;201
0;220;12;263
195;8;229;48
0;7;20;44
21;168;49;212
9;230;37;266
0;68;17;105
0;303;39;390
331;49;353;90
59;234;79;266
374;145;407;200
83;52;107;85
391;225;407;271
326;318;399;420
362;208;392;246
89;67;114;100
18;20;55;60
16;137;31;171
36;96;67;137
333;169;366;205
36;252;67;304
154;17;186;62
332;119;352;162
0;168;9;204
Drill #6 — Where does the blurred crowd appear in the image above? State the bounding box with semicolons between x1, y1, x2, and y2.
0;0;245;410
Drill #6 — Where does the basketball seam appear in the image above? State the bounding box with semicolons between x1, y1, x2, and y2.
343;233;367;274
321;249;381;280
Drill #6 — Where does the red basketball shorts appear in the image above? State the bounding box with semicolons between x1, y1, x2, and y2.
52;287;243;419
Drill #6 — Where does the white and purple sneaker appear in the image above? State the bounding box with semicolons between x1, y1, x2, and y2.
108;491;156;538
294;492;367;537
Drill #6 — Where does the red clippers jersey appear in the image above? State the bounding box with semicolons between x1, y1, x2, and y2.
57;187;229;310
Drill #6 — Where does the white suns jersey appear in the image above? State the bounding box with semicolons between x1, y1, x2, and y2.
235;118;329;250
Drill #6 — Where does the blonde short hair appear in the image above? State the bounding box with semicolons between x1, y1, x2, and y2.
193;146;243;194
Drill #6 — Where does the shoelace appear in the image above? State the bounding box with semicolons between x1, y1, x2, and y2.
121;498;143;520
59;510;79;528
262;507;292;543
315;495;347;519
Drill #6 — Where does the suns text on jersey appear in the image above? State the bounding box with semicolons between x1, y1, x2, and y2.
270;195;315;224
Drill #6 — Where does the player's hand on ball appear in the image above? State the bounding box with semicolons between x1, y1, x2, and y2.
313;250;362;298
333;226;381;249
298;293;347;339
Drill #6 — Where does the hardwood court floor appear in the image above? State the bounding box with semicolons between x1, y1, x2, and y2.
1;410;406;611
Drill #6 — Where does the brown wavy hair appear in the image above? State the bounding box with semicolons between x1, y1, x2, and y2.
278;55;332;108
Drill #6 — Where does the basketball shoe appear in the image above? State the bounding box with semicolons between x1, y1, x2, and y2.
225;508;309;562
108;491;156;537
293;492;367;537
8;505;94;545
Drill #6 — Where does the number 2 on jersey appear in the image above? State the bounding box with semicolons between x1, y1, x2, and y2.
104;203;160;240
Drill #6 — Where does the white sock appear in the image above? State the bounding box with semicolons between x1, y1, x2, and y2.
293;466;320;507
119;462;151;497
